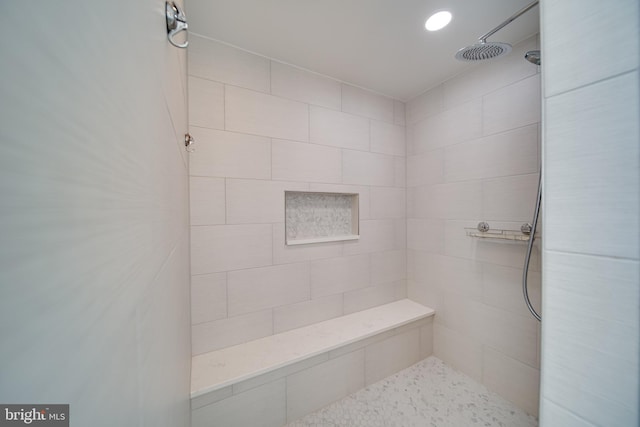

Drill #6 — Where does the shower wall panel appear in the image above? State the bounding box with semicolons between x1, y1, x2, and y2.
406;35;542;416
540;0;640;425
0;1;191;425
188;35;408;355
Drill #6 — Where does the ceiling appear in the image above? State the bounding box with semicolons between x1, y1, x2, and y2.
187;0;540;101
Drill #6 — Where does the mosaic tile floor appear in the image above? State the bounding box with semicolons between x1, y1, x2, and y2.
286;356;538;427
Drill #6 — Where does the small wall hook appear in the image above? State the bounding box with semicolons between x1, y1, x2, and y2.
185;133;195;152
166;2;189;48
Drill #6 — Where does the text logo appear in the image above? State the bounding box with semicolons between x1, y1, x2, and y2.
0;405;68;426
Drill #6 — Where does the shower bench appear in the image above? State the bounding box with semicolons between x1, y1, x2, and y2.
190;299;435;427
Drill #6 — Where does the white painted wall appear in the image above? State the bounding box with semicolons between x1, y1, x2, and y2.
540;0;640;425
406;35;542;416
0;2;191;426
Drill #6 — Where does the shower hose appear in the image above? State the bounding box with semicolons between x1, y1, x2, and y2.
523;169;542;322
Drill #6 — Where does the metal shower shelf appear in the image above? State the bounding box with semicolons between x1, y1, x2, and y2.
465;222;535;242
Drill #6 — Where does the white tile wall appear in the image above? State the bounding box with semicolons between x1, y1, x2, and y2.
342;150;396;186
0;4;191;423
482;74;541;136
544;71;639;259
189;127;271;179
270;61;342;110
406;36;542;416
541;3;639;425
225;179;308;224
542;0;639;97
189;76;224;130
482;263;541;318
192;379;286;427
225;85;309;141
343;219;398;255
192;309;273;355
541;399;597;427
542;253;639;426
272;222;344;265
365;328;420;384
393;100;406;126
444;125;538;183
273;294;344;333
191;273;227;324
407;150;444;187
190;176;226;226
482;174;538;223
343;281;406;314
187;33;410;407
406;219;445;253
227;262;310;316
341;84;395;122
433;324;483;382
394;157;406;188
286;350;365;421
370;187;406;219
310;106;370;151
405;84;444;125
370;250;406;285
272;139;342;183
370;120;406;156
483;346;540;416
191;224;272;274
310;254;371;298
481;305;539;368
189;35;270;93
410;98;482;154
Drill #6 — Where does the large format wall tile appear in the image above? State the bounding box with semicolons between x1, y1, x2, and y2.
190;176;226;226
225;179;308;224
542;0;639;97
310;106;370;151
192;379;286;427
482;74;541;136
189;35;270;92
342;84;395;123
227;262;310;316
191;272;227;325
545;71;639;259
191;310;273;355
286;350;365;422
542;252;639;426
189;76;224;130
189;127;271;179
272;139;342;183
226;85;309;141
191;224;272;274
271;61;342;110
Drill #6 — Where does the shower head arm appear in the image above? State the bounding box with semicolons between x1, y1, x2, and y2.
478;0;538;43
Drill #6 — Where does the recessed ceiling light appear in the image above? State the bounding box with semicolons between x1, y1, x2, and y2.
425;10;452;31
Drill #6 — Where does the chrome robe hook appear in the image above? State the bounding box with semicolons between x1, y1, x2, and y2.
166;2;188;48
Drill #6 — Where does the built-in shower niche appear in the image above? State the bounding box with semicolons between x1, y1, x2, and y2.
285;191;359;245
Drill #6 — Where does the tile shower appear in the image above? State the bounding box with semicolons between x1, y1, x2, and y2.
188;32;541;423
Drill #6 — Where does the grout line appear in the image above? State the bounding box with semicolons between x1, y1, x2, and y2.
545;68;638;100
543;248;639;263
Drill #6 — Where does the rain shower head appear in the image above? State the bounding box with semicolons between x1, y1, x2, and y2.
455;41;512;62
455;0;538;62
